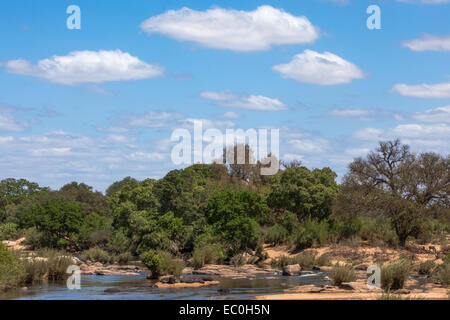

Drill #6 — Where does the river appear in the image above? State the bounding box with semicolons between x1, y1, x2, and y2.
0;272;328;300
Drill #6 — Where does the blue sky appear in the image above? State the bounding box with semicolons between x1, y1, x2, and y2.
0;0;449;191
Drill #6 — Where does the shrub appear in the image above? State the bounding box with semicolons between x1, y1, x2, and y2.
230;254;245;267
20;258;49;284
0;243;23;290
295;219;330;249
265;224;289;245
270;253;328;270
418;260;435;275
141;250;184;278
435;261;450;287
82;247;110;263
23;227;46;250
381;259;411;291
117;252;133;265
192;244;225;269
0;223;19;241
330;263;356;286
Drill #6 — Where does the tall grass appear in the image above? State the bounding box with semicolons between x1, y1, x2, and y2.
330;263;356;286
381;259;411;291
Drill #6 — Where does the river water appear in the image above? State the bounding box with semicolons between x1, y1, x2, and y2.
0;272;328;300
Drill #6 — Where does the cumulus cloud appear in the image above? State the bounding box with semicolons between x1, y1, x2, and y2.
352;123;450;154
140;6;319;52
402;34;450;51
2;50;164;85
391;82;450;98
272;50;365;85
201;90;287;111
412;106;450;123
0;113;26;132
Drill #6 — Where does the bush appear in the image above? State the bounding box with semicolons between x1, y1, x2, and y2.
418;260;435;275
265;224;289;245
230;253;245;267
270;253;329;270
192;244;225;269
435;261;450;286
23;227;46;250
381;259;411;291
295;219;330;249
20;258;49;284
0;243;23;290
330;263;356;286
82;247;110;263
117;252;133;265
0;223;19;241
20;249;73;284
141;250;184;278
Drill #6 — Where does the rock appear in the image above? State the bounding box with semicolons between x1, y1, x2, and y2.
104;288;121;293
95;270;105;276
181;275;214;283
338;283;355;290
282;264;301;276
146;272;153;279
312;266;321;272
324;276;331;281
139;282;159;289
308;287;325;293
218;288;232;294
159;276;179;284
394;289;410;295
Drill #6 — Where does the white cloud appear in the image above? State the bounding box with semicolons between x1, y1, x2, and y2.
391;82;450;98
2;50;164;85
0;113;25;132
352;123;450;154
219;111;242;120
286;138;330;154
272;50;365;85
402;34;450;51
140;6;319;52
201;90;287;111
412;106;450;123
127;111;184;129
326;108;404;121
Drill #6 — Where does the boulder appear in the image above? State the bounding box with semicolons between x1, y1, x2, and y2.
159;276;179;284
282;264;301;276
181;275;214;283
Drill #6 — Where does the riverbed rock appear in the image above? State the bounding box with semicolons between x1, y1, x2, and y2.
394;288;410;294
282;264;302;276
104;288;121;293
160;275;179;284
181;275;214;283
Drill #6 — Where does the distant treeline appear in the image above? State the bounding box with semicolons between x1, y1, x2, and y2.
0;140;449;266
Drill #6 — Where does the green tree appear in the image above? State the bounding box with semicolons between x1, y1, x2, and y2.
20;199;84;250
268;166;339;221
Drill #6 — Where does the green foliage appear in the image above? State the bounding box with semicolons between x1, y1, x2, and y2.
23;227;46;250
268;167;339;221
330;263;356;286
82;247;110;263
435;260;450;287
271;253;329;270
294;218;330;249
0;223;19;241
266;224;289;245
381;259;411;291
418;260;435;275
192;244;225;269
20;199;84;250
230;253;245;267
141;250;184;278
0;242;23;290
